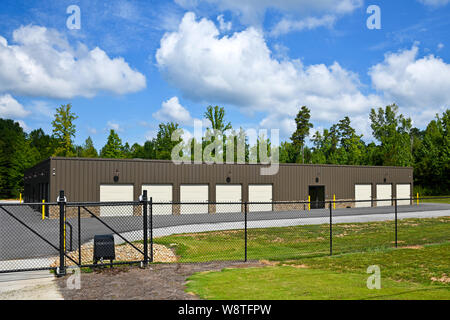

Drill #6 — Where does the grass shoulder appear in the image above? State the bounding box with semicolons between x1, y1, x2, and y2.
185;243;450;300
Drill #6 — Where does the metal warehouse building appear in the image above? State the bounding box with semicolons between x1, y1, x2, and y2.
24;157;413;215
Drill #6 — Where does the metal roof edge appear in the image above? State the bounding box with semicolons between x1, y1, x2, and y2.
47;157;414;170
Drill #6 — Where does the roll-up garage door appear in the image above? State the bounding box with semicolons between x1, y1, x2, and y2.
248;184;273;212
355;184;372;208
142;185;173;215
180;185;209;214
216;185;242;213
396;184;411;206
100;184;134;216
376;184;392;207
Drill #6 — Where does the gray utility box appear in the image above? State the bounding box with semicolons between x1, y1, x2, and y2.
93;234;115;264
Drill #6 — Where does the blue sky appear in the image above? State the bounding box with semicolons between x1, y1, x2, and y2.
0;0;449;149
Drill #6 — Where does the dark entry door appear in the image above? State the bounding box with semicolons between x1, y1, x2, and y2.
309;186;325;209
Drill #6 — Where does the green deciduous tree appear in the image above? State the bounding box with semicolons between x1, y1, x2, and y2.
370;104;413;167
0;119;38;198
413;109;450;194
204;105;232;162
155;122;183;160
52;104;78;157
204;105;232;133
335;117;365;165
27;128;57;162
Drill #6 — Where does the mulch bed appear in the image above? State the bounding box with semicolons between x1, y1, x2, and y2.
56;261;265;300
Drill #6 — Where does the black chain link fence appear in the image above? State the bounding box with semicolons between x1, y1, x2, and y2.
0;202;59;273
0;194;449;274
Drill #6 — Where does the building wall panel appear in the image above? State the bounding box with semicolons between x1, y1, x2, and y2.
26;158;414;204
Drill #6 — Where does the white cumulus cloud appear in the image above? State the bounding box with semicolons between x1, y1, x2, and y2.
270;15;336;37
369;45;450;111
106;121;123;132
153;96;195;125
217;15;232;32
156;13;383;136
175;0;362;32
0;94;30;118
0;25;146;99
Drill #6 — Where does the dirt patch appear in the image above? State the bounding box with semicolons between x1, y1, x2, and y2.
56;261;265;300
260;260;279;266
285;264;309;269
400;245;424;250
260;259;309;269
335;233;349;238
271;237;285;243
50;243;177;267
173;230;242;238
431;274;450;284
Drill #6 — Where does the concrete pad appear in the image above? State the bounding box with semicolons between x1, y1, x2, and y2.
0;270;63;300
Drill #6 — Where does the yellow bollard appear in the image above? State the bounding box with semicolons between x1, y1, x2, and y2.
64;216;66;252
333;194;336;210
417;193;419;206
308;195;311;211
19;193;22;203
42;200;45;220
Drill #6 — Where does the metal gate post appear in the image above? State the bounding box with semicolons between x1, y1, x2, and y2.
142;190;148;267
244;201;248;262
329;201;333;256
57;190;66;277
150;197;153;263
395;198;398;248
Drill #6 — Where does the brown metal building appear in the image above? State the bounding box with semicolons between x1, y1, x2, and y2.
24;157;413;213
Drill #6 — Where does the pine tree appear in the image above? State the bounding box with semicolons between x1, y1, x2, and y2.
81;137;98;158
290;106;313;163
100;130;124;158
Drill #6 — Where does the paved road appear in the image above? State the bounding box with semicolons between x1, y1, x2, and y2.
1;202;449;271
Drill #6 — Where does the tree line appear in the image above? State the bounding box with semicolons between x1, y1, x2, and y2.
0;103;448;199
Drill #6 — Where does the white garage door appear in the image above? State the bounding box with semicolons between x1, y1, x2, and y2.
216;185;242;213
376;184;392;207
355;184;372;208
180;185;209;214
100;185;134;216
142;185;172;215
396;184;411;206
249;185;272;212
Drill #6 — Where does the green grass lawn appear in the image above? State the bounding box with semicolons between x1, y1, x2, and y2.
154;216;450;300
420;196;450;204
185;243;450;300
155;217;450;262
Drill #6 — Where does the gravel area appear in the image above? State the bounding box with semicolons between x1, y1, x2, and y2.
50;243;177;267
56;261;265;300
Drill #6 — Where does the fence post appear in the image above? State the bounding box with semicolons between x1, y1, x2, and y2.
244;201;248;262
57;190;66;277
329;201;333;256
150;197;153;263
78;206;81;266
395;198;398;248
142;190;148;267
